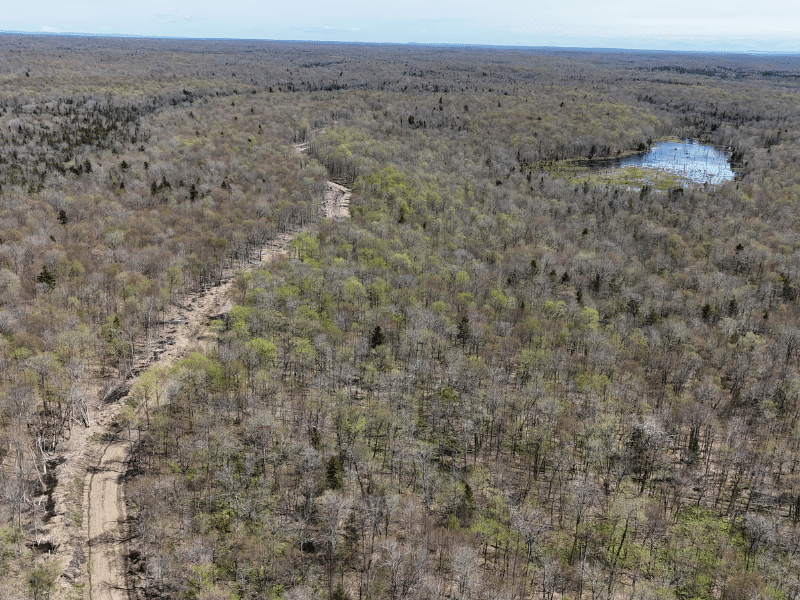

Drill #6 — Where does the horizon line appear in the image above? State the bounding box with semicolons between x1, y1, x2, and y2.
1;30;799;57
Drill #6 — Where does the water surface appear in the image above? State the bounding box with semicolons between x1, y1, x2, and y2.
590;140;736;184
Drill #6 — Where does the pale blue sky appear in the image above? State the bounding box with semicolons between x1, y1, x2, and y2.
3;0;799;52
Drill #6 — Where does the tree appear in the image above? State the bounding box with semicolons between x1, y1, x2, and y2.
331;583;348;600
28;561;59;600
457;316;470;348
317;490;350;597
451;545;478;600
326;455;344;490
163;265;183;305
381;538;429;600
370;325;385;349
0;269;21;304
36;265;56;290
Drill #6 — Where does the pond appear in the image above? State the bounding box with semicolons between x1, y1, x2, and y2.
587;140;737;185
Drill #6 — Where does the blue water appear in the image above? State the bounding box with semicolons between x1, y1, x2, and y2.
590;140;736;184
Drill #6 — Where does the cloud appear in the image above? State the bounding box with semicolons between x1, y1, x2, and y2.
318;24;360;32
155;12;203;26
40;25;64;33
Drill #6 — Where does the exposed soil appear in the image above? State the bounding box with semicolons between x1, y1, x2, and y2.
44;177;350;598
322;181;352;220
292;131;351;221
85;436;128;600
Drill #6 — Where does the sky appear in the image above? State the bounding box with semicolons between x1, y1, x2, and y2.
3;0;799;53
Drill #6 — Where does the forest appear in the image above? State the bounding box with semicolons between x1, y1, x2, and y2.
2;33;800;600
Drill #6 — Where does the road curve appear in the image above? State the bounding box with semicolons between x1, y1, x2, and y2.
81;185;350;597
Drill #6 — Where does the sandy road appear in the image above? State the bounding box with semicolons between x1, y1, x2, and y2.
82;230;302;598
51;181;351;599
323;181;352;220
82;254;255;600
34;132;354;599
85;438;128;600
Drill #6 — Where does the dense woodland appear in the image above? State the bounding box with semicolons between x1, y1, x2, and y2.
2;34;800;600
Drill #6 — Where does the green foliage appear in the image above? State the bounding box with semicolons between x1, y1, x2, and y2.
456;315;470;347
325;456;344;490
246;337;277;365
28;561;59;600
228;305;254;336
6;41;800;600
177;352;225;393
369;325;385;349
0;527;21;575
331;582;348;600
36;265;56;290
291;232;321;265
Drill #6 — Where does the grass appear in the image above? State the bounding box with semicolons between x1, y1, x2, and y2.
536;161;687;191
71;582;86;600
69;478;84;528
576;165;685;191
535;136;712;191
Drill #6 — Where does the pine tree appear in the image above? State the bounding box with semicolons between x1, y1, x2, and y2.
457;316;470;347
325;456;343;490
370;325;385;349
36;265;56;290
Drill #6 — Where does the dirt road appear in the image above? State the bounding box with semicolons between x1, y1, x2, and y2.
84;233;299;599
85;438;128;600
46;180;350;598
322;181;352;220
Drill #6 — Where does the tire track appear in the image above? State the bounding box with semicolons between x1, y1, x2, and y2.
80;186;350;597
83;232;300;598
86;436;128;600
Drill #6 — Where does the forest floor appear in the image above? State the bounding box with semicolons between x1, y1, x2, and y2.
43;177;350;599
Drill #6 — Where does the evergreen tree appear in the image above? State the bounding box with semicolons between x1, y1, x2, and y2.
457;316;470;348
325;456;343;490
36;265;56;289
331;583;347;600
369;325;385;349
